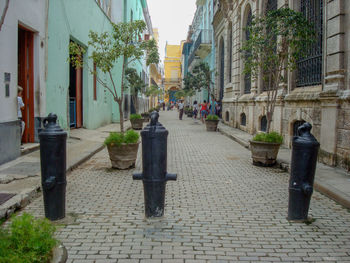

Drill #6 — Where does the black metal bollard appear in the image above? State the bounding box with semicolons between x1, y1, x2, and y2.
287;122;319;221
39;113;67;221
133;111;177;218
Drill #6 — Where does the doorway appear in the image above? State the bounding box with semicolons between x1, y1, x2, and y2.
18;27;35;143
69;41;83;128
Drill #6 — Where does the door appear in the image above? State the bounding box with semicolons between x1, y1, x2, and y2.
18;27;34;143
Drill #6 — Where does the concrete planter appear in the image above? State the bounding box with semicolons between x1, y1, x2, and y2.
51;243;68;263
107;142;140;169
205;120;219;131
130;119;143;130
249;140;281;166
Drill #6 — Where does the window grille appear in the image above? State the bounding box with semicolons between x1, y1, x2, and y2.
244;9;252;94
240;113;246;126
296;0;323;87
260;116;267;132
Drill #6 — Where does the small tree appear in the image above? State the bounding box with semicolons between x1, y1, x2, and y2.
241;8;315;133
183;61;215;103
125;67;146;113
70;21;159;132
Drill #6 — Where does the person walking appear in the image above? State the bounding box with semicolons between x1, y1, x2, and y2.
200;100;208;124
193;100;199;121
178;100;184;120
17;86;25;144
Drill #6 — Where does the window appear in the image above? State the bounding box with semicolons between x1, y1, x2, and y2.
240;113;246;126
296;0;323;87
260;116;267;132
244;7;252;94
228;22;233;83
219;38;225;101
225;111;230;122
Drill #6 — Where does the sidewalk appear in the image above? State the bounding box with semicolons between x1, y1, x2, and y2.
0;122;130;219
218;121;350;209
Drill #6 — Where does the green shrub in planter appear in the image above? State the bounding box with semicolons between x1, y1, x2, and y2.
206;114;219;121
130;114;142;120
253;132;283;144
104;130;140;147
0;213;58;263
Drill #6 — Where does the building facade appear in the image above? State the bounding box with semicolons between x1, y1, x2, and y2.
213;0;350;170
164;44;183;103
0;0;48;164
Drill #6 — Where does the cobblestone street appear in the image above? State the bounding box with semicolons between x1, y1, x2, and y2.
24;111;350;263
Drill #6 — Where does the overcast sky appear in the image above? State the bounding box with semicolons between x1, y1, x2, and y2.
147;0;197;61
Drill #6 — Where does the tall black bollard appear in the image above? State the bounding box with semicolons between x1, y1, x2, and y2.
39;113;67;221
288;122;319;222
133;111;177;218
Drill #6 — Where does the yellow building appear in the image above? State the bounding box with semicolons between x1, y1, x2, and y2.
149;28;162;108
164;42;183;103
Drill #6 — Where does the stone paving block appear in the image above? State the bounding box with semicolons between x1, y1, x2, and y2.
20;111;350;262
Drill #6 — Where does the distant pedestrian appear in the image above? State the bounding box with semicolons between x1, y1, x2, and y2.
162;102;165;111
200;100;208;123
193;100;199;120
178;100;184;120
17;86;25;143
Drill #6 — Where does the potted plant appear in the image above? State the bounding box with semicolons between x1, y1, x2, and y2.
241;8;315;165
130;113;143;130
205;114;219;131
250;132;283;166
0;213;67;263
141;112;150;122
69;20;159;169
104;129;140;169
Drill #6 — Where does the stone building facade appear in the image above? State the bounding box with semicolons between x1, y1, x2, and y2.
213;0;350;171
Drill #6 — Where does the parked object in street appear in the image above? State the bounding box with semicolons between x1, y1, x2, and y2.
249;132;283;166
288;123;319;222
205;114;219;131
105;130;140;169
39;113;67;221
141;112;150;122
130;114;143;130
133;111;177;218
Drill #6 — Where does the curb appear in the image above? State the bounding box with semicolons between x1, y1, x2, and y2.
218;128;250;149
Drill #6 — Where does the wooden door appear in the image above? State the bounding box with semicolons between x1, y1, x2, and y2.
18;27;34;143
75;67;83;128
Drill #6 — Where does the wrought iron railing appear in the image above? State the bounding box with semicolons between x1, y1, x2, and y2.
188;29;212;66
164;78;181;83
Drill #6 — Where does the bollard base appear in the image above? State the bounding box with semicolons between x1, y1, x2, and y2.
287;216;314;224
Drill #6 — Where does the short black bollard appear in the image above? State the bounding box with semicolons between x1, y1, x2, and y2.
39;113;67;221
287;122;319;222
133;111;177;218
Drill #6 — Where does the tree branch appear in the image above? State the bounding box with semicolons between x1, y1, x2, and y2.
0;0;10;32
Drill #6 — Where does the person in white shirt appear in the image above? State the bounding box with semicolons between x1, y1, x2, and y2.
17;86;25;140
178;100;184;120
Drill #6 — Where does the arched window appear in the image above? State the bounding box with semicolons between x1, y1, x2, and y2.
244;7;252;94
228;22;233;83
263;0;278;91
225;111;230;122
260;116;267;132
293;120;306;136
240;113;246;126
219;38;225;101
296;0;323;87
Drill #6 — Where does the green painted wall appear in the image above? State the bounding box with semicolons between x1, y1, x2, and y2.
47;0;123;130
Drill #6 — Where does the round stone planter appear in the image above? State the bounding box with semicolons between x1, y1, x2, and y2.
205;119;219;131
249;140;281;166
141;114;150;123
107;142;140;169
130;119;143;130
51;243;68;263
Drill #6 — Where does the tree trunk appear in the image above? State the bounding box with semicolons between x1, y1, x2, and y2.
0;0;10;31
118;102;124;133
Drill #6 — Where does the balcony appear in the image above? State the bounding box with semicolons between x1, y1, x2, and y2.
188;29;212;66
164;78;181;84
196;0;206;5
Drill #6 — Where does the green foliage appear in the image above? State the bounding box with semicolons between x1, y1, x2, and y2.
104;130;140;146
253;132;283;144
125;68;146;96
145;85;162;97
206;114;219;121
130;114;142;120
0;213;57;263
241;8;315;133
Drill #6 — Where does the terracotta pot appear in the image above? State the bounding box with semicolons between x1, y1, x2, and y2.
130;119;143;130
51;243;68;263
107;142;140;169
249;140;281;166
205;119;219;131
